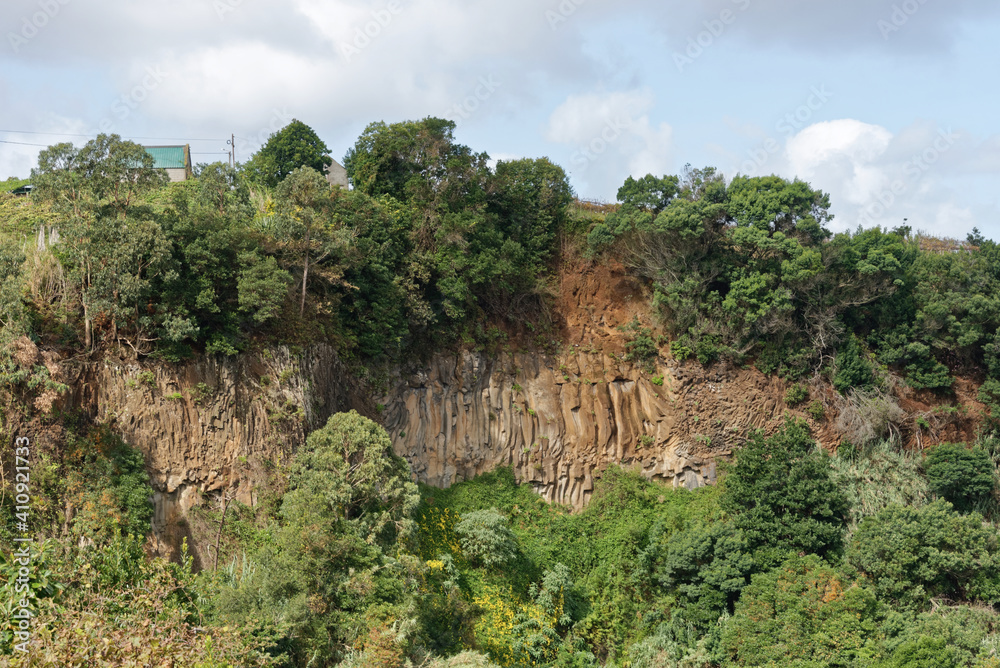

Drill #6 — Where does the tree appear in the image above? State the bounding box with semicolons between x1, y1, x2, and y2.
846;500;1000;609
215;411;419;665
282;410;419;547
273;166;351;316
722;418;848;566
924;444;995;513
33;136;169;349
455;508;518;568
244;119;332;188
343;117;487;207
615;174;679;214
651;519;754;630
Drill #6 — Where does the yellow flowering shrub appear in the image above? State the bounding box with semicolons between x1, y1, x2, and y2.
417;506;463;560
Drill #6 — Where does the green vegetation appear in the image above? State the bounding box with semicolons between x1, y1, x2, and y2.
3;118;1000;665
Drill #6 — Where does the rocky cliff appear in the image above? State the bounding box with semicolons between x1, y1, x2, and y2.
14;340;359;563
8;261;982;562
383;349;801;509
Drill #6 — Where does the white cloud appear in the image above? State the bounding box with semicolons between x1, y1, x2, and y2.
762;119;997;237
546;89;673;199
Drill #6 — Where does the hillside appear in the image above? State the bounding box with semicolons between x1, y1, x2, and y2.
1;120;999;666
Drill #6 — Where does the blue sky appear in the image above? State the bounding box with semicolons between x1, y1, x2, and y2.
1;0;998;238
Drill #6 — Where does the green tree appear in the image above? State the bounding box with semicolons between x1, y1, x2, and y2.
33;136;169;349
651;519;754;630
722;419;848;566
244;119;332;188
273;166;351;316
615;174;679;214
924;444;996;513
846;500;1000;609
282;410;419;547
215;411;419;666
720;555;881;667
455;508;519;568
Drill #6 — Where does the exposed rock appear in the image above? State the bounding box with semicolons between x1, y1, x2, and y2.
384;349;792;509
66;343;358;563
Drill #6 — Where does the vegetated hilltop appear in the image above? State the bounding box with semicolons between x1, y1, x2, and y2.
0;117;999;666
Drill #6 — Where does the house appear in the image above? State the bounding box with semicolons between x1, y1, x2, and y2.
144;145;193;182
325;158;349;189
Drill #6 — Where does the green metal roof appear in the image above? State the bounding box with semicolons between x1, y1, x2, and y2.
144;146;187;169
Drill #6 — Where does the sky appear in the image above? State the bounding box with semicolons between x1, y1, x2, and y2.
1;0;998;239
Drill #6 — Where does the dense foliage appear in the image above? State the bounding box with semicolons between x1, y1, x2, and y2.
3;119;1000;665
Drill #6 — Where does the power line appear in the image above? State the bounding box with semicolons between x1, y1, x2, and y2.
0;129;227;142
0;139;49;147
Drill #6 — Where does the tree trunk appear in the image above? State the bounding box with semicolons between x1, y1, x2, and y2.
300;227;311;317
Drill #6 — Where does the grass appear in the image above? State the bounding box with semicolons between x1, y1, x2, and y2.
830;439;928;530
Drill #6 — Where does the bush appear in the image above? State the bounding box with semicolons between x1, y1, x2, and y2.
784;382;809;406
834;336;875;394
924;443;996;513
846;500;1000;609
620;317;660;370
875;606;1000;668
720;555;881;667
455;508;519;568
669;338;693;361
722;419;849;566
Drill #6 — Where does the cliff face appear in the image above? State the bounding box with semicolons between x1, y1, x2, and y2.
383;349;796;509
12;261;981;562
50;343;359;563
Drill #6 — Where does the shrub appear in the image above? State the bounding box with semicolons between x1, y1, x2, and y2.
721;555;881;667
846;500;1000;609
806;399;826;421
455;508;519;568
905;358;954;391
876;606;1000;668
784;382;809;406
669;338;693;361
834;336;875;394
722;419;848;566
924;443;996;513
620;317;660;370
